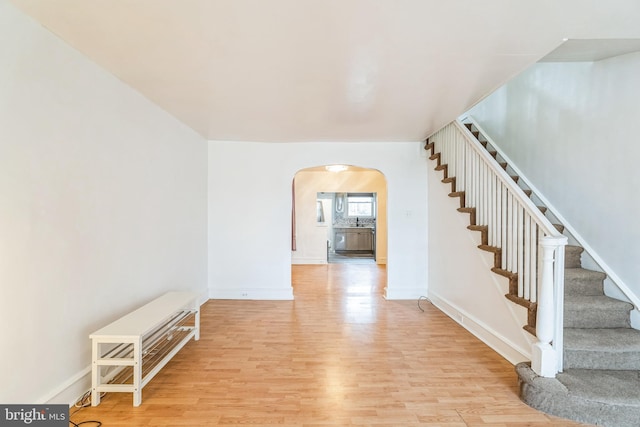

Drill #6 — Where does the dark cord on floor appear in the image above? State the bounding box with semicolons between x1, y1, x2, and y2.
69;391;103;427
70;420;102;427
418;296;428;312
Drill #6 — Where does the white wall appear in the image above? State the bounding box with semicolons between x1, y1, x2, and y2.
292;169;387;264
427;164;534;364
467;53;640;306
208;141;427;300
0;1;208;404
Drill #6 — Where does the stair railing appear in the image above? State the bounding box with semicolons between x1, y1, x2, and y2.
429;119;567;377
465;115;640;322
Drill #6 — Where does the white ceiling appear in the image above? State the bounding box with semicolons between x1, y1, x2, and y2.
9;0;640;142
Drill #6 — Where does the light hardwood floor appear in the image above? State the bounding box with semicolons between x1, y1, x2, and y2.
72;264;588;426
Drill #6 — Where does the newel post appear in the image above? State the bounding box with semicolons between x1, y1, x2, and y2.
532;236;567;377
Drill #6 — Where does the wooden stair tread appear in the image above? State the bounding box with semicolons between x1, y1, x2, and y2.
428;131;543;338
467;224;487;232
491;267;517;280
505;293;532;307
478;244;500;254
457;207;476;225
442;177;456;192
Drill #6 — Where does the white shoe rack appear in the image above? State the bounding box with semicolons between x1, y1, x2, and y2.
89;291;200;406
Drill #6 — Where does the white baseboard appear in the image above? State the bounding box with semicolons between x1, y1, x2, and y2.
291;257;327;265
209;287;294;300
428;293;531;365
38;367;91;406
384;285;427;300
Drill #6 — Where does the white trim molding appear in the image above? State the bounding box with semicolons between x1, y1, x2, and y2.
428;293;531;365
209;287;294;300
384;285;428;300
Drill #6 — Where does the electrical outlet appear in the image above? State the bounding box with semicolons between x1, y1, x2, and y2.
241;291;249;297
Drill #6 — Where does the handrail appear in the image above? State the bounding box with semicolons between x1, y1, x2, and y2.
465;115;640;314
428;119;567;376
454;121;563;238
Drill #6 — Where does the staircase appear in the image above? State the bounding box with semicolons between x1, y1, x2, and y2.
518;244;640;426
427;120;640;427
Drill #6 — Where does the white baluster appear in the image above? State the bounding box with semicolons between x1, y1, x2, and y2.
524;214;531;300
517;204;524;297
501;184;507;268
528;218;537;303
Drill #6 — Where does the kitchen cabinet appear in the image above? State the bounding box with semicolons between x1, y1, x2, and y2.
334;228;373;252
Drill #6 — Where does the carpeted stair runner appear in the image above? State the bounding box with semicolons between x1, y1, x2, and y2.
518;242;640;426
517;364;640;426
564;328;640;370
565;295;632;329
516;244;640;426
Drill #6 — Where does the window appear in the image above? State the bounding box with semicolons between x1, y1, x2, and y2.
316;200;325;223
347;194;375;218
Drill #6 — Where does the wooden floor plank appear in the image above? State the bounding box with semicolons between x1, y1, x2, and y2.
72;264;589;426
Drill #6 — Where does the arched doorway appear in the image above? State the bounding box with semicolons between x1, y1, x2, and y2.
291;165;387;266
